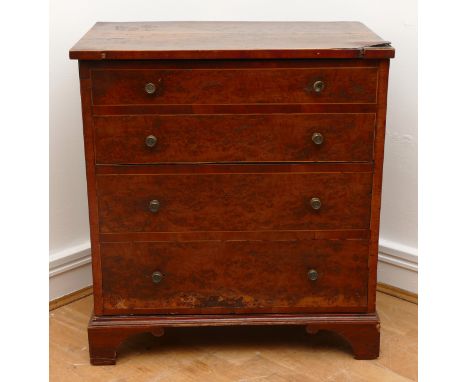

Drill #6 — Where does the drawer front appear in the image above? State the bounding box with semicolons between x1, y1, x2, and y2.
100;240;369;314
97;172;372;233
91;67;378;105
94;114;375;164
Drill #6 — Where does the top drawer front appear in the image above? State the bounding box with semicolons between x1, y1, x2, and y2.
91;67;378;105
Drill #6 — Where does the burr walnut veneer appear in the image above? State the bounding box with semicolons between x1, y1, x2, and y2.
70;21;394;365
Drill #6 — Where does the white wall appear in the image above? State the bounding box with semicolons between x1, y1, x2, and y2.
50;0;418;299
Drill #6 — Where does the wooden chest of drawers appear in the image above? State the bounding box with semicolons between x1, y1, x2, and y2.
70;21;394;365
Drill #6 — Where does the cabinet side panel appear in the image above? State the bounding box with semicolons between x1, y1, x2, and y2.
79;61;103;314
367;59;390;312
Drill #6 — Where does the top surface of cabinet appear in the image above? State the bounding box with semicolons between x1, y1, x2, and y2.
69;21;394;60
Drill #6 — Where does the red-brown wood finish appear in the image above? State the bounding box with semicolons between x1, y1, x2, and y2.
94;114;375;164
91;67;378;105
100;239;369;314
99;229;370;243
78;71;104;315
96;162;373;175
88;313;380;365
92;103;378;116
71;22;393;364
96;171;372;233
367;59;391;312
69;21;394;60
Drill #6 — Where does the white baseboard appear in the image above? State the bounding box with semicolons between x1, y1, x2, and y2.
49;242;92;301
49;237;418;301
378;238;418;294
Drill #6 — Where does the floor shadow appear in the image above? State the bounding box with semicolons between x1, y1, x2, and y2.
117;325;353;361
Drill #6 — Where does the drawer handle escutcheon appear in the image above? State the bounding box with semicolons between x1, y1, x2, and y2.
152;271;164;284
145;82;157;94
144;79;163;95
308;269;319;281
311;132;324;145
149;199;160;213
145;135;158;148
309;197;322;210
313;80;325;93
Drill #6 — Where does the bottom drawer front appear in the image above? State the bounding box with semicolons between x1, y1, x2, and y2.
101;240;369;314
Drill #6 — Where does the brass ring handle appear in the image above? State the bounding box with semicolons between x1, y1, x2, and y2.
152;271;164;284
309;197;322;210
149;199;160;213
311;132;324;145
308;269;319;281
145;135;158;148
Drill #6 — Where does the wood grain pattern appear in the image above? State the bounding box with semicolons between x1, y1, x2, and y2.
85;58;380;72
377;283;418;304
71;22;394;366
95;162;373;175
69;21;394;60
99;229;370;243
78;72;103;315
92;103;379;116
91;67;378;105
100;239;369;314
367;59;390;312
96;171;373;233
49;286;93;311
94;114;375;164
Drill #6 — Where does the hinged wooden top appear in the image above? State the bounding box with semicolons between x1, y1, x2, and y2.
69;21;394;60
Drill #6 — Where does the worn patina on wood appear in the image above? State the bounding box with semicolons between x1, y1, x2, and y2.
70;21;394;60
70;21;394;365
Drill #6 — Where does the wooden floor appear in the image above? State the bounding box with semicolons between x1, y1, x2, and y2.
50;292;417;381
